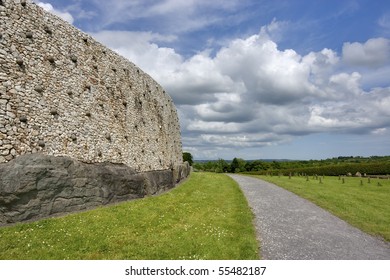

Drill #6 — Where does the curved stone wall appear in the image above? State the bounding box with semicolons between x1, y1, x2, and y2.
0;1;189;225
0;0;183;172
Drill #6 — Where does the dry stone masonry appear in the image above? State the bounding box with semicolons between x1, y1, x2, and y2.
0;0;189;225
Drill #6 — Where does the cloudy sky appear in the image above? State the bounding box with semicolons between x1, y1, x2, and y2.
36;0;390;160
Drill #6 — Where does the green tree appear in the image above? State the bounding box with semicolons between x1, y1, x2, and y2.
246;160;269;171
182;152;193;166
192;162;204;171
237;158;247;172
231;158;247;173
216;158;229;173
231;158;239;173
271;160;281;170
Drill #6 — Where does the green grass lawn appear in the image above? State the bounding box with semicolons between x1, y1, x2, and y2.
0;173;258;260
252;175;390;241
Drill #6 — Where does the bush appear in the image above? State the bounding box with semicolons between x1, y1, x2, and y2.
245;162;390;176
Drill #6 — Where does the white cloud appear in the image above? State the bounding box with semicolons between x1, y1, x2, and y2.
194;92;250;122
307;103;370;130
187;121;241;133
342;38;390;67
378;12;390;34
327;72;363;97
259;18;289;42
302;48;339;86
90;20;390;159
90;30;180;74
372;128;387;135
36;1;74;24
89;0;245;34
215;34;317;105
361;66;390;88
199;133;284;148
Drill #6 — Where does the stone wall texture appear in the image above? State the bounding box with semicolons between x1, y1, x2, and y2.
0;0;189;225
0;0;182;171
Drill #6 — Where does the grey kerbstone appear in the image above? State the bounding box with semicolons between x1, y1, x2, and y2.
0;154;189;225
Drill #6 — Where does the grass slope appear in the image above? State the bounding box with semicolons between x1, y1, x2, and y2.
0;173;258;260
252;175;390;241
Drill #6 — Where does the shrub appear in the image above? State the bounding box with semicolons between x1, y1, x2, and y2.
245;162;390;176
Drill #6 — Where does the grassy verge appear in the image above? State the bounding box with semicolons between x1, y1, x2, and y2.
251;175;390;241
0;173;258;260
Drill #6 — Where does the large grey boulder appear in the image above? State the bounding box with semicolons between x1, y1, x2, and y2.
0;154;189;225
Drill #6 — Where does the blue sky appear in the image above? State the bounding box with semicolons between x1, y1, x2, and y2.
36;0;390;160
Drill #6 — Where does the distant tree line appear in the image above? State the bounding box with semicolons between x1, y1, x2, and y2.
186;155;390;175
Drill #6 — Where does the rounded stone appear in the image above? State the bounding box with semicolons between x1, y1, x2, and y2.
6;111;16;118
34;85;43;93
47;56;55;63
16;57;23;66
70;55;77;63
5;154;13;161
43;26;52;35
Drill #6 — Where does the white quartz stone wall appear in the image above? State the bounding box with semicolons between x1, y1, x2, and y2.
0;0;183;171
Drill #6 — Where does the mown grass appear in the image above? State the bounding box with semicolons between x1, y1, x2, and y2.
0;173;258;260
251;175;390;241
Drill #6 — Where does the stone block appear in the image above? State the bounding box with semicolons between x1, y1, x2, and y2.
0;154;190;225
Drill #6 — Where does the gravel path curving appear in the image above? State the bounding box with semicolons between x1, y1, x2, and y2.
228;174;390;260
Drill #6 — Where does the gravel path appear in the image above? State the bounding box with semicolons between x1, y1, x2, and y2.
228;174;390;260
